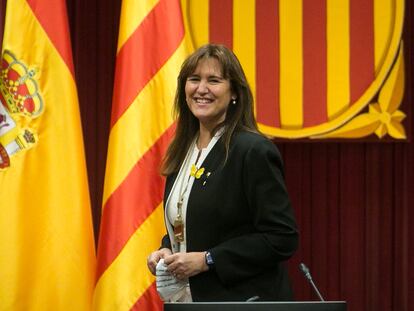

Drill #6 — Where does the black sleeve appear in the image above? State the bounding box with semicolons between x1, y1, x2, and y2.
211;138;298;284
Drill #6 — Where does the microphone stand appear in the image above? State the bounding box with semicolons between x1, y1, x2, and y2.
299;263;325;301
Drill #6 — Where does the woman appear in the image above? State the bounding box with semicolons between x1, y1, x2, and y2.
147;44;298;302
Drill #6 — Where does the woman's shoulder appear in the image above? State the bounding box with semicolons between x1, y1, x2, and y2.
230;130;283;167
231;130;274;148
229;130;280;157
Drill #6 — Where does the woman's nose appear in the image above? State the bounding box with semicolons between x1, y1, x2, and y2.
196;80;209;94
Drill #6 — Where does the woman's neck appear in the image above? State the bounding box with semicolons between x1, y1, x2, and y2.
197;125;213;149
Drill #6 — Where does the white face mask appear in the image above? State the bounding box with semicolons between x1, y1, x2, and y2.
156;259;187;302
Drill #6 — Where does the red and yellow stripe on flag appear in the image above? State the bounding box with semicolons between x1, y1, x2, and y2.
94;0;191;310
0;0;96;310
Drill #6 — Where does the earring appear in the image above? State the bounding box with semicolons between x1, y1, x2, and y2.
231;98;236;105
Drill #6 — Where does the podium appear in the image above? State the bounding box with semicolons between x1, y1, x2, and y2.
164;301;346;311
164;301;347;311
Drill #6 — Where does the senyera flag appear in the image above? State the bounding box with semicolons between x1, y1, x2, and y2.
94;0;191;310
0;0;96;310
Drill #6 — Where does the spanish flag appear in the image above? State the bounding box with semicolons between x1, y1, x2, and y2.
0;0;96;309
94;0;191;310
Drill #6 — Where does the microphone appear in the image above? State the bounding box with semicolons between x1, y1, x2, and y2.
245;295;260;302
299;263;325;301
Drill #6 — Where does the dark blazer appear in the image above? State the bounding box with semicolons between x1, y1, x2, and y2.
161;130;298;302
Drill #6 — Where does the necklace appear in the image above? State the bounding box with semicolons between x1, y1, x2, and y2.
173;146;203;246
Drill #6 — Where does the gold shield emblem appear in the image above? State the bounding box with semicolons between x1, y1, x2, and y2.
183;0;406;139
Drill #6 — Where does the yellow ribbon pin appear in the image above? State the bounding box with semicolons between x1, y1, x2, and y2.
190;164;205;179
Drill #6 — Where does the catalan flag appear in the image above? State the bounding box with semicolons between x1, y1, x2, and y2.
0;0;96;310
94;0;191;310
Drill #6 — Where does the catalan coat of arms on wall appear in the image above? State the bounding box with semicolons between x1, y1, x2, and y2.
184;0;406;139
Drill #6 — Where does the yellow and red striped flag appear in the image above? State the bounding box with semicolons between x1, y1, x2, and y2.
0;0;96;310
94;0;191;310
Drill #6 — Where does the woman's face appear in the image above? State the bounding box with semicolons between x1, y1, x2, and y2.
185;57;235;130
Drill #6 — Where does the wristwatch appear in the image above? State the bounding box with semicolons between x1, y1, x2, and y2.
205;251;215;269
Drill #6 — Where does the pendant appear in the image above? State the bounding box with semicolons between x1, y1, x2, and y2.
173;214;184;243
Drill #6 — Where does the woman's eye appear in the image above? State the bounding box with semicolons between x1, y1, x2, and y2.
209;79;221;83
187;77;199;82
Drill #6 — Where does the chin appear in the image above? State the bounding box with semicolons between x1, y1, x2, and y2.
192;110;212;120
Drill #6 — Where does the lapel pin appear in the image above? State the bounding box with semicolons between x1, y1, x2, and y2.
202;172;211;186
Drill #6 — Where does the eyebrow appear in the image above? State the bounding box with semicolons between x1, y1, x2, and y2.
188;73;225;79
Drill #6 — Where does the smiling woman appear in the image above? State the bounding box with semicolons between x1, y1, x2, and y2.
146;44;299;302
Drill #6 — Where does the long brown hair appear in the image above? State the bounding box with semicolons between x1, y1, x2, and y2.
161;44;260;175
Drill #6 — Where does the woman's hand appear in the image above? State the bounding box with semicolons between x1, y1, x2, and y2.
164;252;209;280
147;248;172;275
